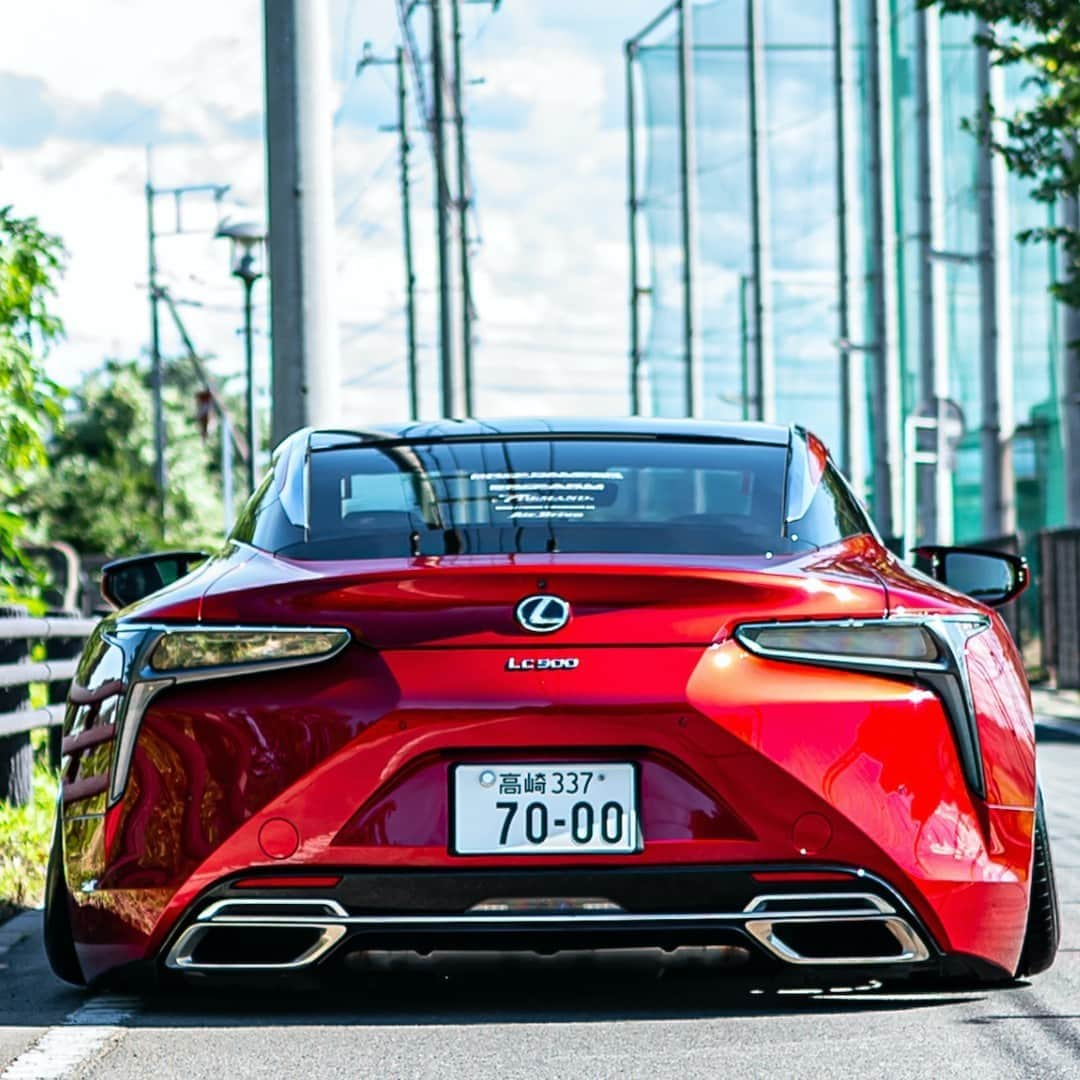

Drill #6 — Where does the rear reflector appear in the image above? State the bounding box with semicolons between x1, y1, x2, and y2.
750;871;854;883
233;875;343;890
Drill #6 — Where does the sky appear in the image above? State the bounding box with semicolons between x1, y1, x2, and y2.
0;0;673;427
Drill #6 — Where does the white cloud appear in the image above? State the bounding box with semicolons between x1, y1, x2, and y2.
5;0;678;430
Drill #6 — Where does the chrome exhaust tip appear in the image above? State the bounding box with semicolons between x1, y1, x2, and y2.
165;899;349;971
744;915;930;966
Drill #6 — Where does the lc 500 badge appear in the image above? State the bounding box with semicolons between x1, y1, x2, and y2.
505;657;581;671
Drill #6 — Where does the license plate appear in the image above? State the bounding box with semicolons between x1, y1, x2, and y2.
452;763;638;855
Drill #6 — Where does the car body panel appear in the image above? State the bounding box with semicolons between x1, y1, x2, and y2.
52;421;1042;985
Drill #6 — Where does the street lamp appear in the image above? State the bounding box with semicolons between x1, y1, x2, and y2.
215;217;266;495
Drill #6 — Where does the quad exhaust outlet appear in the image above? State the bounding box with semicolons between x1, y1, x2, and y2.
164;892;931;973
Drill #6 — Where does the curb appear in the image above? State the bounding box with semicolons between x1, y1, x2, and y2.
0;908;40;960
1030;688;1080;723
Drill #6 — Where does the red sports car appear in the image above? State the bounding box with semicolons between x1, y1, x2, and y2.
45;419;1059;987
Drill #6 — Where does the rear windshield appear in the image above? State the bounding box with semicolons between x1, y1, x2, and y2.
242;437;864;561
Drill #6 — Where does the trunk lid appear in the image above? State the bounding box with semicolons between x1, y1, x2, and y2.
197;541;886;649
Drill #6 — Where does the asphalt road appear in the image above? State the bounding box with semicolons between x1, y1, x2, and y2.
1;733;1078;1080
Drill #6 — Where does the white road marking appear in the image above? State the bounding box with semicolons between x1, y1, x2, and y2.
1;995;138;1080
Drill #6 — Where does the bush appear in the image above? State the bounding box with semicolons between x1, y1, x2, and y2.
0;737;57;923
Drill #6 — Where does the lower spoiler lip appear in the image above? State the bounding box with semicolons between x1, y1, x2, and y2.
163;889;932;973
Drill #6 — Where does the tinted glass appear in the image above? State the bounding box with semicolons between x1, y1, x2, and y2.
281;438;802;560
787;464;871;548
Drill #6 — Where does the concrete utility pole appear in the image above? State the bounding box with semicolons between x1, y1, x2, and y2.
747;0;774;424
145;159;230;535
145;149;166;536
398;46;420;423
451;0;475;415
431;0;456;417
626;39;644;416
357;45;420;421
263;0;341;444
676;0;702;418
1064;189;1080;526
915;5;953;544
866;0;903;539
975;19;1016;538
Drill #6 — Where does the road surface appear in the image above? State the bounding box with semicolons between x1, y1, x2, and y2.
1;732;1077;1079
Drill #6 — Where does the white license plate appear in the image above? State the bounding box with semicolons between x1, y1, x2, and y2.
452;763;638;855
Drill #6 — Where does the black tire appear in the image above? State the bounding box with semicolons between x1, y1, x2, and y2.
1017;788;1060;978
43;814;85;986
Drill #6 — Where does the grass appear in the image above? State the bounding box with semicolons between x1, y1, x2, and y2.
0;733;58;924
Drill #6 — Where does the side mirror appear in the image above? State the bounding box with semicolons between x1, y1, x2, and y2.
100;550;209;610
914;545;1028;608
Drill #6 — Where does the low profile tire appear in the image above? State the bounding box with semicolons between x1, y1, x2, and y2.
1017;788;1061;978
43;814;85;986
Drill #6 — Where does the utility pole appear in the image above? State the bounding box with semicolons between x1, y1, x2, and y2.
676;0;702;418
144;160;231;536
866;0;902;539
1064;187;1080;526
975;18;1016;538
145;149;166;537
431;0;456;417
832;0;866;496
915;4;952;543
452;0;475;415
263;0;342;444
626;39;643;415
398;46;420;422
357;45;420;421
747;0;774;424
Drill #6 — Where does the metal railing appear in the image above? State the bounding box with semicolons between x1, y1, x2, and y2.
1040;528;1080;690
0;615;98;738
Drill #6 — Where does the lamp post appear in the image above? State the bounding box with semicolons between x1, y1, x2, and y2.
215;218;266;495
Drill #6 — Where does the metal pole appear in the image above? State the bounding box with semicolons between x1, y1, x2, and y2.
451;0;474;415
975;19;1015;538
146;148;167;537
431;0;455;417
747;0;775;423
832;0;866;494
1064;188;1080;526
627;40;642;416
243;276;257;494
739;273;750;420
915;5;952;544
159;288;248;465
263;0;341;444
865;0;902;538
677;0;702;418
396;48;420;422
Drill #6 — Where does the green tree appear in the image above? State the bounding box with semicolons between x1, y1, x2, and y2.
28;358;236;557
924;1;1080;302
0;207;66;601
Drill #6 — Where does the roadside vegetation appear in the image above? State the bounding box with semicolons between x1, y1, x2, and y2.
0;731;56;922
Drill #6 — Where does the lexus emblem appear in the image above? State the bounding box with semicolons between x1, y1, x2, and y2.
515;594;571;634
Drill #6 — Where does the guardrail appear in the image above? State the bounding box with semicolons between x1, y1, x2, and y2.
0;611;98;806
0;615;98;737
1040;528;1080;690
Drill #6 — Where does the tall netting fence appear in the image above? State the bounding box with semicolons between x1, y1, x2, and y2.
630;0;1066;545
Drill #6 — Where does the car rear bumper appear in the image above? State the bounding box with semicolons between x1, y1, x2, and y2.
161;864;938;977
63;642;1034;983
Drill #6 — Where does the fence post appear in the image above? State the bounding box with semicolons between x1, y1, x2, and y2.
0;605;32;807
47;613;83;771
